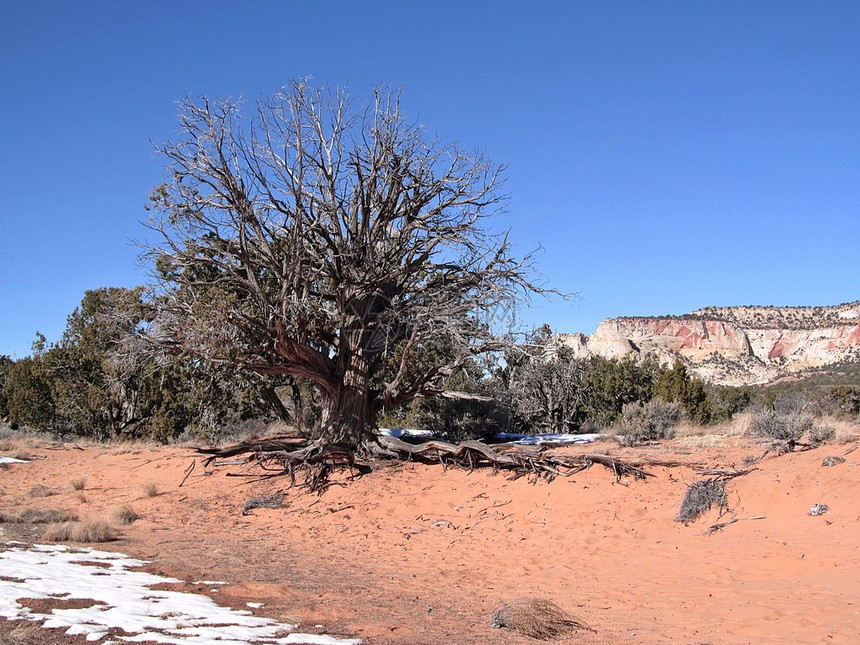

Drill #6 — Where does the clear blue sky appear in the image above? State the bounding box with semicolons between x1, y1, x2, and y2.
1;1;858;358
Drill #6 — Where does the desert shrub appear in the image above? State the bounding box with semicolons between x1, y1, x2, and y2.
113;505;140;524
408;396;508;442
807;424;835;444
43;520;117;543
142;481;160;497
70;476;87;491
500;336;587;434
749;411;814;442
616;399;682;445
2;353;55;431
675;479;728;523
401;361;508;442
825;385;860;417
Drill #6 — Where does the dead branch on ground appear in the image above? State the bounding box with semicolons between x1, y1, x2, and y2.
693;466;756;479
705;515;766;535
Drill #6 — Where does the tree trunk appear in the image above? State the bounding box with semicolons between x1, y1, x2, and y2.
315;347;378;451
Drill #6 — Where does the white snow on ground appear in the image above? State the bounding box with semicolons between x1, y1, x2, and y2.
377;428;434;439
0;543;360;645
379;428;598;446
493;432;599;445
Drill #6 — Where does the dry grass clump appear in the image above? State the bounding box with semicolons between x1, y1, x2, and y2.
4;449;33;461
827;418;858;444
0;623;47;645
143;481;160;497
27;484;54;497
0;436;29;452
9;508;79;524
43;520;117;543
675;478;729;523
113;505;141;524
727;412;755;436
674;433;729;449
70;476;87;491
490;598;594;640
101;438;162;455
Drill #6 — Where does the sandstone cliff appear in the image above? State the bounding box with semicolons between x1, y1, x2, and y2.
558;302;860;386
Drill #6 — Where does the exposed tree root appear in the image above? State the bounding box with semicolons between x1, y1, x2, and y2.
196;433;653;488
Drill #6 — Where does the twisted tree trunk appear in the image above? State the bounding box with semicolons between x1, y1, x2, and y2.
314;336;379;452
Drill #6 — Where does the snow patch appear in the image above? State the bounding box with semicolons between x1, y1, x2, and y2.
379;428;598;446
0;543;360;644
493;433;599;445
377;427;434;439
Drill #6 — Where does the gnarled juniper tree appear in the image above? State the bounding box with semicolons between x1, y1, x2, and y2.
146;81;549;455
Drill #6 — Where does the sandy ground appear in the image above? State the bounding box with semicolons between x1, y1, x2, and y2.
0;431;858;644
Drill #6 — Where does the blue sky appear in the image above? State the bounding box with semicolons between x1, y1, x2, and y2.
1;1;858;358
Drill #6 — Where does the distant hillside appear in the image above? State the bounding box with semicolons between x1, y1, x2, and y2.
558;302;860;386
689;302;860;329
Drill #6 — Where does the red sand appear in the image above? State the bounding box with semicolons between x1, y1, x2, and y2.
1;434;857;644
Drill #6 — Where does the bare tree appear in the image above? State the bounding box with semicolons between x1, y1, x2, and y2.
146;81;550;455
501;329;587;434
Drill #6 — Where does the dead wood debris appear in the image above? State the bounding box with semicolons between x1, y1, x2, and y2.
705;515;766;535
376;435;652;483
821;456;846;467
675;478;729;524
693;466;756;479
490;598;595;639
197;434;654;488
179;459;195;487
242;493;286;515
808;503;829;516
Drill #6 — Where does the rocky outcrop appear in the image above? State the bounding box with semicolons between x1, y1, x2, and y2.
558;302;860;386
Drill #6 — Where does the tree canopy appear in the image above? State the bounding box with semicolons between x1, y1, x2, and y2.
146;81;548;453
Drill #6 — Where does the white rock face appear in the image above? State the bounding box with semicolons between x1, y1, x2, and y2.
558;302;860;386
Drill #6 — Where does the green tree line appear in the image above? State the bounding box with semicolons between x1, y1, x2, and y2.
0;287;293;443
2;295;858;445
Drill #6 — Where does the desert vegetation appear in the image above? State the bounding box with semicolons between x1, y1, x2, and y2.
1;315;857;451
